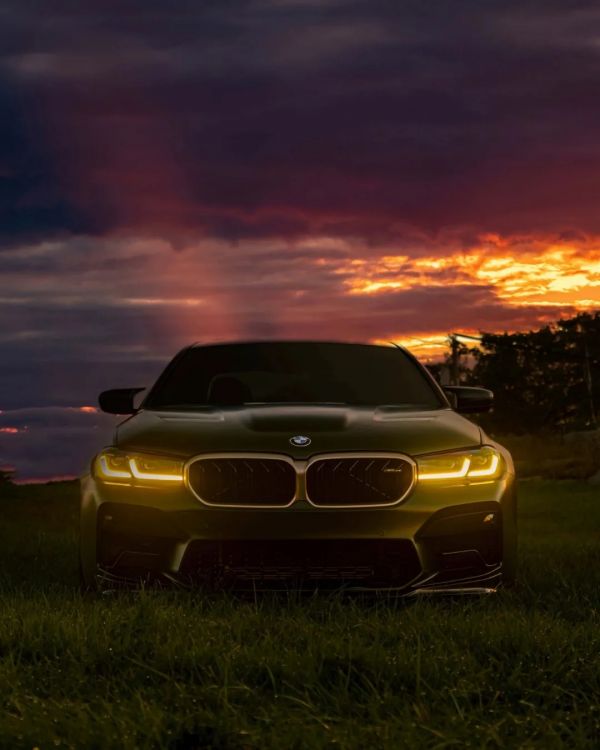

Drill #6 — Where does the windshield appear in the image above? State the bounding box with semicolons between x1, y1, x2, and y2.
145;342;444;409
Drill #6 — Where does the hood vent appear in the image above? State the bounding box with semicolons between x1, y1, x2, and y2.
246;407;349;432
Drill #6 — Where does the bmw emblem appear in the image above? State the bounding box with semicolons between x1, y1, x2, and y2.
290;435;311;447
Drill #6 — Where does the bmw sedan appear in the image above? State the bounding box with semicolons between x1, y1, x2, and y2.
80;341;516;594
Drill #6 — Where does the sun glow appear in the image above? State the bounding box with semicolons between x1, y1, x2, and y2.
325;236;600;358
373;332;467;360
344;240;600;309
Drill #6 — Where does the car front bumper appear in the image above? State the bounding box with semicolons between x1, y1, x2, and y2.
80;471;517;594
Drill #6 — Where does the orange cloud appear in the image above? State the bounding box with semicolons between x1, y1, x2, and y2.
322;235;600;357
343;237;600;310
371;332;483;362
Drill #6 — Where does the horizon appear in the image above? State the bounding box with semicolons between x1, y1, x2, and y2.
1;309;596;481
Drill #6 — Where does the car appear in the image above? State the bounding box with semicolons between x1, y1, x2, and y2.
80;340;517;594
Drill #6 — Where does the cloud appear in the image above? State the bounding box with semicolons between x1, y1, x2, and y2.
2;1;600;244
1;232;595;418
0;406;117;480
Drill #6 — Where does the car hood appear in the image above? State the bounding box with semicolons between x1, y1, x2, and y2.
114;405;481;458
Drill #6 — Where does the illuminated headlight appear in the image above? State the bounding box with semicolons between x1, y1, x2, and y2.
95;449;184;484
416;446;502;482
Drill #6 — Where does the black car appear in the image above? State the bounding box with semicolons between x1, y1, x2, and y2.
80;341;516;594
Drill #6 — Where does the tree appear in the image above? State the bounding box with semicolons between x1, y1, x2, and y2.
0;467;15;484
463;312;600;434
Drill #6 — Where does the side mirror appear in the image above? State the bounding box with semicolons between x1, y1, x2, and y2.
443;386;493;414
98;387;145;415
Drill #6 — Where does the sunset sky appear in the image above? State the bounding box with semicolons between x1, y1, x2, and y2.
2;0;600;478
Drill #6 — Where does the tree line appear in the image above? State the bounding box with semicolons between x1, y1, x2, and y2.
430;311;600;434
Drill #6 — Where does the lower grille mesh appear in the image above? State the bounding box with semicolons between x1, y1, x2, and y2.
181;539;421;589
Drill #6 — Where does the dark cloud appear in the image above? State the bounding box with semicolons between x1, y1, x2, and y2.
1;1;600;243
0;407;117;479
0;76;95;246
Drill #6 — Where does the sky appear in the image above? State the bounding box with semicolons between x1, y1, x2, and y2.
2;0;600;478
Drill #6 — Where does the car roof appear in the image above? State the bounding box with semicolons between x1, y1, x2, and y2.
188;340;403;350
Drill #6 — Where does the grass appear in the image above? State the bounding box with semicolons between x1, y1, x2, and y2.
494;431;600;480
0;481;598;749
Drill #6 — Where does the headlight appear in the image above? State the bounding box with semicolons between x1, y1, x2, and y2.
95;449;184;484
416;446;502;482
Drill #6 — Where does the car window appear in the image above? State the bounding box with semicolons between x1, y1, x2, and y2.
145;342;443;409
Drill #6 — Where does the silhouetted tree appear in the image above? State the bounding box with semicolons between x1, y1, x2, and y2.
464;312;600;434
0;467;15;484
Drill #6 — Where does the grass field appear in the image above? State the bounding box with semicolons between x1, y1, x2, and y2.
0;480;598;749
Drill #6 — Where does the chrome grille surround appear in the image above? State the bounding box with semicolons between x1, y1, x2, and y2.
185;451;416;509
186;454;297;509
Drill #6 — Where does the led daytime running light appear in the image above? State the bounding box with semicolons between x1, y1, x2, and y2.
96;450;183;483
417;449;502;481
419;456;470;481
128;457;183;482
467;454;500;477
99;455;132;479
